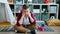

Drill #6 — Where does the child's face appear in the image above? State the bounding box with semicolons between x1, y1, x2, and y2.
23;8;30;15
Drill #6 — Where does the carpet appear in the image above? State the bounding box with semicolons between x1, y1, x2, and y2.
37;21;54;32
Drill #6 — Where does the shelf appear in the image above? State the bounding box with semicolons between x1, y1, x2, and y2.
15;3;23;5
49;12;57;14
30;3;55;5
49;5;57;13
24;0;56;4
49;13;56;18
24;0;48;4
41;13;49;21
13;0;59;21
32;9;40;13
33;5;40;13
29;5;33;12
9;3;14;5
34;13;41;20
15;5;22;13
15;0;23;5
15;12;20;13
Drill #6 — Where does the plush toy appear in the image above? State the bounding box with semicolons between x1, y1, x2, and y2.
45;0;50;4
38;24;45;31
46;19;60;26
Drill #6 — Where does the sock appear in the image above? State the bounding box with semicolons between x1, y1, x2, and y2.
31;30;36;34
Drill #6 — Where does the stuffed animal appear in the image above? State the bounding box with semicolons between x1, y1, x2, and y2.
46;19;60;26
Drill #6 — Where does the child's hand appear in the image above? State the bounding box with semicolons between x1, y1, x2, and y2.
28;12;31;17
22;12;25;17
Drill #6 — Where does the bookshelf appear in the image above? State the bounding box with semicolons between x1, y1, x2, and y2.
14;0;59;21
8;0;59;21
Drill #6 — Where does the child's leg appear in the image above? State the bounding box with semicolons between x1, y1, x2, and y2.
14;25;29;34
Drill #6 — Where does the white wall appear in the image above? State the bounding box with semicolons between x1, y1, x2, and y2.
0;3;7;22
0;0;7;3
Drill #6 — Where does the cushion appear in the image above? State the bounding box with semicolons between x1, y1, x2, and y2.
46;19;60;26
0;21;14;32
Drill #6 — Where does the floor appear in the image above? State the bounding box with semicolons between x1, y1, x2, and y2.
0;26;60;34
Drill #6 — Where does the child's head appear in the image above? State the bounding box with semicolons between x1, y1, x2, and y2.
22;4;30;16
23;4;29;10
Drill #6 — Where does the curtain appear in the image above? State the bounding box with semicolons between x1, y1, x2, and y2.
0;0;16;25
0;3;7;22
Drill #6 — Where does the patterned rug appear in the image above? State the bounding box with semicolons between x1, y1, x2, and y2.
37;21;54;32
0;21;54;32
0;26;14;32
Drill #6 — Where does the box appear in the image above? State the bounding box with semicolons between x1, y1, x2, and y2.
8;0;14;4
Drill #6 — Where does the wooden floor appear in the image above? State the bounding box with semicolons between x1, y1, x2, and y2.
0;32;60;34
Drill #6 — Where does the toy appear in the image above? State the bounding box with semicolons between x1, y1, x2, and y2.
38;23;45;31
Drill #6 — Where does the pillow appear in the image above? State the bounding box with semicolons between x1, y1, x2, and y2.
46;19;60;26
0;21;14;32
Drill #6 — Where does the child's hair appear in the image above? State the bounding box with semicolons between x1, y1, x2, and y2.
23;4;29;10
